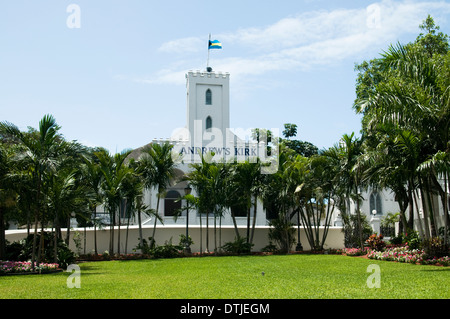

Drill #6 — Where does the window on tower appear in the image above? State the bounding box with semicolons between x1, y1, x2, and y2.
206;116;212;131
205;89;212;105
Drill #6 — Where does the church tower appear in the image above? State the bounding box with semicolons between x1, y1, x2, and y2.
185;69;230;150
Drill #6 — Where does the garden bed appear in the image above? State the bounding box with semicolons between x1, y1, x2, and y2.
339;246;450;267
0;261;61;276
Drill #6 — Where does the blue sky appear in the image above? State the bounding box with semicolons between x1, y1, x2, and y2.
1;0;449;154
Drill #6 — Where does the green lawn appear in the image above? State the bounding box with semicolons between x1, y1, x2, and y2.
0;254;449;299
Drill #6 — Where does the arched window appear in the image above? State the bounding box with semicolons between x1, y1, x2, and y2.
164;190;181;217
370;191;382;215
206;116;212;131
205;89;212;105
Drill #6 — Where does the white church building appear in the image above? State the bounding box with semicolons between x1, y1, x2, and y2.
8;66;427;254
6;65;446;254
9;67;419;254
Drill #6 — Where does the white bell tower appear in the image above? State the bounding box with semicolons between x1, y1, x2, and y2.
185;69;230;150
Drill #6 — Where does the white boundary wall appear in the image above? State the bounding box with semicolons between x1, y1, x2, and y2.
5;225;345;255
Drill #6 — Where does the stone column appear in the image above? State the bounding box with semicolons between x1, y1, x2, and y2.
370;210;380;234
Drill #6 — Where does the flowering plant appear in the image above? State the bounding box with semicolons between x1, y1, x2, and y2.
365;234;386;251
367;246;449;266
343;247;371;256
0;261;59;275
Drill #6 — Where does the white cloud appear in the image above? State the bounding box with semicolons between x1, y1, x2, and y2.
140;0;450;85
219;8;366;51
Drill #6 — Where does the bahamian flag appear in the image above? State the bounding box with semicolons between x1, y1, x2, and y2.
208;39;222;49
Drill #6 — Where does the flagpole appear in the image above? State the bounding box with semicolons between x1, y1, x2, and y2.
207;33;211;71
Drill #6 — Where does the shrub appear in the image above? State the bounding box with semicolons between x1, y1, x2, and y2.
133;237;155;255
5;232;75;269
365;234;386;251
261;241;278;253
101;250;111;260
221;237;253;255
405;229;421;250
268;215;296;253
152;239;182;259
342;213;373;248
436;256;450;266
389;232;404;246
135;237;184;258
178;234;194;249
4;240;25;261
422;237;449;259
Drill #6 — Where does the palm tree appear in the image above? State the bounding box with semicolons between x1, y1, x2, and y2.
294;154;338;251
139;142;178;249
120;167;146;254
0;114;64;269
261;145;299;252
356;131;411;233
229;160;264;245
355;41;449;239
81;149;105;255
46;167;90;262
205;161;230;252
0;142;18;260
321;133;365;248
96;149;132;255
186;152;216;253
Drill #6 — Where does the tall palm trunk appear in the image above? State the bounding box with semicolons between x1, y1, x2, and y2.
65;216;71;245
93;206;98;255
53;214;58;263
125;205;131;254
250;195;258;244
138;206;143;254
117;202;122;255
205;211;209;253
199;211;203;255
444;172;448;248
246;204;251;243
355;189;363;250
31;177;41;271
219;215;222;252
109;206;115;255
413;189;425;237
150;195;161;249
230;209;240;239
213;214;217;253
419;184;431;240
407;179;415;231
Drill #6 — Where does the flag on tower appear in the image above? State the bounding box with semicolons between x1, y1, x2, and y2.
208;39;222;49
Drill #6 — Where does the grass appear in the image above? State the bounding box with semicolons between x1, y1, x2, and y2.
0;254;449;299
